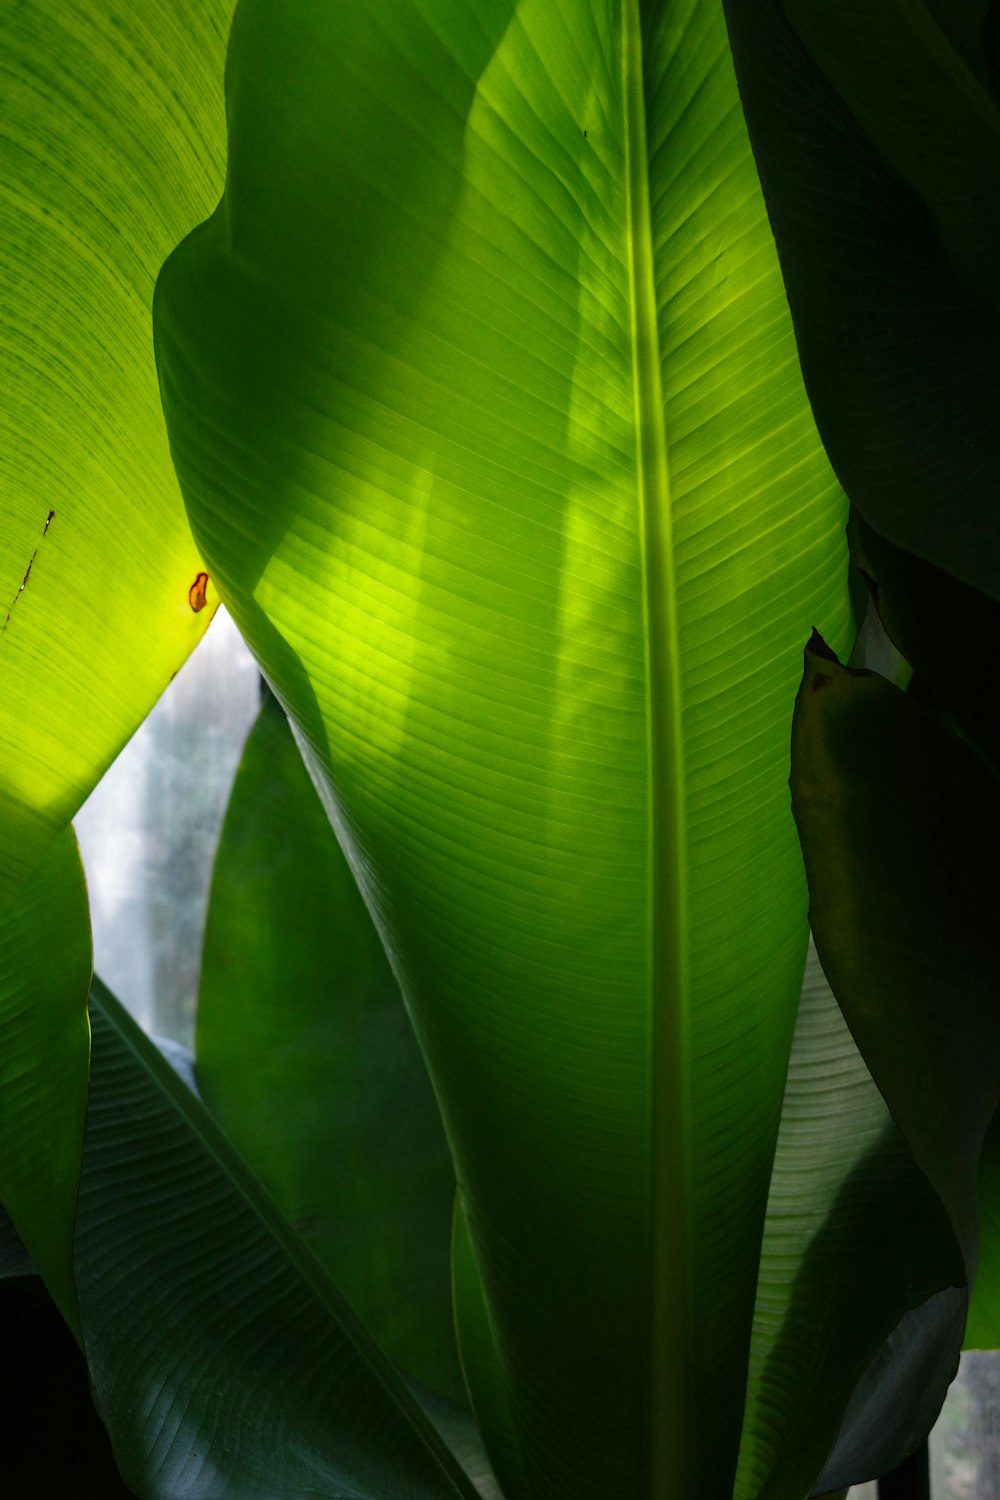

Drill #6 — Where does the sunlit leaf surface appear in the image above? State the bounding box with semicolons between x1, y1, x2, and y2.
0;0;234;909
156;3;852;1494
77;980;480;1500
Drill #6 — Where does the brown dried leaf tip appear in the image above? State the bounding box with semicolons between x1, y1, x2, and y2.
189;572;209;612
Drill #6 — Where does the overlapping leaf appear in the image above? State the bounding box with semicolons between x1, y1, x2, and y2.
0;0;235;912
196;692;463;1402
788;638;1000;1488
723;0;1000;600
737;945;963;1499
0;828;91;1333
452;1198;531;1500
77;980;480;1500
155;2;853;1494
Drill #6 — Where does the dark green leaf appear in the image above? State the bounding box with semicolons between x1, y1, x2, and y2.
196;693;462;1402
77;980;480;1500
739;948;963;1498
723;0;1000;600
0;828;91;1334
787;636;1000;1481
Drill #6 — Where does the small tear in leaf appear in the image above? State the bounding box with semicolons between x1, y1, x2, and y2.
43;510;54;535
189;572;209;612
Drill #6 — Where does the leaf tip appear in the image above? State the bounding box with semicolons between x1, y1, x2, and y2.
806;628;840;664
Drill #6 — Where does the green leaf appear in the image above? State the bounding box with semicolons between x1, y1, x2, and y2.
722;0;1000;602
77;979;481;1500
737;946;962;1499
0;0;235;911
788;637;1000;1478
775;0;1000;308
452;1196;531;1500
196;691;463;1402
154;3;853;1494
409;1380;506;1500
0;827;91;1334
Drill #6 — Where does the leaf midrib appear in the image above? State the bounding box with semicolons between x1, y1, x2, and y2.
621;4;691;1493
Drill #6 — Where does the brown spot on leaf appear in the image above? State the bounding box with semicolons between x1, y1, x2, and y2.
811;673;832;692
188;572;209;612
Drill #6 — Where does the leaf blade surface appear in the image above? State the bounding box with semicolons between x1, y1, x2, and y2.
196;692;462;1402
0;828;91;1332
155;3;852;1492
0;0;234;908
79;981;481;1500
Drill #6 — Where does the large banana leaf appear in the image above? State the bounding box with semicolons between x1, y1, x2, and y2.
196;692;463;1403
154;2;853;1495
452;1197;532;1500
0;0;234;912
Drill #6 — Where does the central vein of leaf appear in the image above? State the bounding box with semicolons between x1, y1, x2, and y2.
621;3;691;1493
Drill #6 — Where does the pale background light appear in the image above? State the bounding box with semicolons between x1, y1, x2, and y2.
75;606;260;1045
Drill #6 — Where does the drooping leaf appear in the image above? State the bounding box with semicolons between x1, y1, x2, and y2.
0;827;91;1334
723;0;1000;601
0;0;235;912
737;945;962;1500
788;636;1000;1483
77;979;480;1500
154;3;853;1495
196;691;463;1402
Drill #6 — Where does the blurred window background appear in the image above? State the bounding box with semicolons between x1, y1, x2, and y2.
74;607;259;1046
848;1354;1000;1497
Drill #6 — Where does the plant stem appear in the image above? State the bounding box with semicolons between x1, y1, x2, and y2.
877;1441;931;1499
